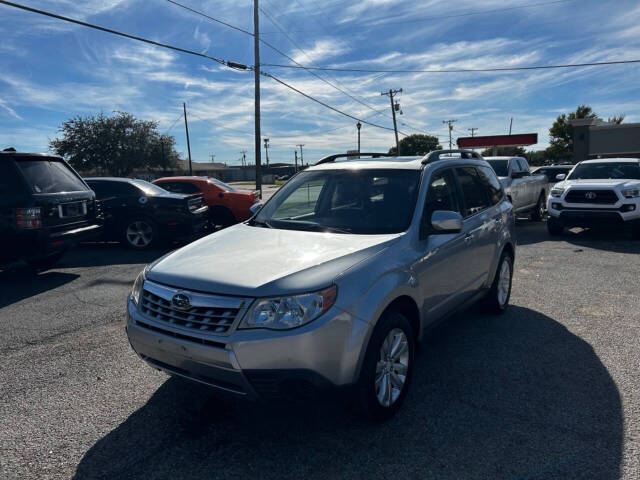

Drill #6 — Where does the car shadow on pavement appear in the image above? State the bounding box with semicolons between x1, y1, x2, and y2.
0;270;79;309
73;306;623;480
58;243;174;269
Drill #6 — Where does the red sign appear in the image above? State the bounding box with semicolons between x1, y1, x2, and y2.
457;133;538;148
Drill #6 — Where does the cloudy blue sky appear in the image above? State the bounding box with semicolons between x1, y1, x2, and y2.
1;0;639;165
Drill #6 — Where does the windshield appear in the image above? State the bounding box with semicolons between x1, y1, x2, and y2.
15;159;88;194
209;177;236;192
486;160;509;177
254;169;421;234
131;179;171;195
567;162;640;180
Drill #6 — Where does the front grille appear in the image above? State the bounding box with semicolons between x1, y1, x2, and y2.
565;189;619;204
139;281;250;336
188;196;204;211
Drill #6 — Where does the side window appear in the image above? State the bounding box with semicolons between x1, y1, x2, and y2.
520;159;531;173
158;182;180;193
455;167;491;216
424;169;460;219
180;182;201;194
478;166;504;205
510;159;521;173
88;181;136;198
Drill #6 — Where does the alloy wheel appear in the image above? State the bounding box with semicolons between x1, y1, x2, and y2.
497;259;512;306
126;221;153;247
375;328;409;407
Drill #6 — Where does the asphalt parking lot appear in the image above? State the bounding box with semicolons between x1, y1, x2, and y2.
1;222;639;480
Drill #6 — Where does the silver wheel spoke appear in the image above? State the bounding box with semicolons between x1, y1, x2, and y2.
394;362;408;375
375;328;410;408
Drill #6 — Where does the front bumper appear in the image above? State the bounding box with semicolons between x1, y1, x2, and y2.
547;197;640;227
126;295;369;400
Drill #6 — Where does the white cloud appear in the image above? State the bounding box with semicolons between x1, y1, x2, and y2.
291;39;350;65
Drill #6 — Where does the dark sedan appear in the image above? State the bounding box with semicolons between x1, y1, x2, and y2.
85;178;209;249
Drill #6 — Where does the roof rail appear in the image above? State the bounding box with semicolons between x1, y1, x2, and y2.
314;152;393;165
421;149;484;165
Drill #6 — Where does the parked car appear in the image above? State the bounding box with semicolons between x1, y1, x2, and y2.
126;150;516;420
546;158;640;239
485;156;548;220
85;177;209;249
0;149;102;269
153;176;259;227
533;164;574;192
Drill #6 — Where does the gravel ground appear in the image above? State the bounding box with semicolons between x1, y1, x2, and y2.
1;222;638;480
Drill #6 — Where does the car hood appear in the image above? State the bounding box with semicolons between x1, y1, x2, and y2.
146;223;401;297
558;179;640;189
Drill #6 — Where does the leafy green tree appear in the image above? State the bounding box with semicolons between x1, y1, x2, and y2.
545;105;596;162
607;114;625;124
388;134;441;156
50;111;180;176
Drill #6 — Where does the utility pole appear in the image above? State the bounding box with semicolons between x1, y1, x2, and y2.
294;150;298;172
381;88;402;155
253;0;262;197
263;138;270;167
468;127;478;137
160;140;165;166
443;119;457;149
356;121;361;154
210;154;215;163
240;150;247;167
183;102;192;175
297;144;305;167
509;117;514;135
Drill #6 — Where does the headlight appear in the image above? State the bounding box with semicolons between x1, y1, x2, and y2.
621;188;640;198
550;187;565;198
131;268;146;306
240;285;337;330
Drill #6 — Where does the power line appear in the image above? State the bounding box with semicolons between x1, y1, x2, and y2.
166;0;253;36
0;0;250;70
261;71;407;135
262;58;640;74
162;112;184;135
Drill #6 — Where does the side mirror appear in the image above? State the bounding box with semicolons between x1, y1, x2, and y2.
555;173;566;181
249;202;263;216
430;210;463;234
511;171;524;179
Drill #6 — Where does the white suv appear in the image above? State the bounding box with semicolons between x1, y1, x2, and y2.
547;158;640;239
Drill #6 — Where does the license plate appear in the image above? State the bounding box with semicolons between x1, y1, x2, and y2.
58;201;87;218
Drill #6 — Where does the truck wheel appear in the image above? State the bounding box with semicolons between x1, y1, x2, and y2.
356;310;415;422
483;250;513;314
547;216;564;236
123;218;157;249
531;192;546;221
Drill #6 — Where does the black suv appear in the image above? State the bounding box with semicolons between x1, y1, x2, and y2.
0;150;102;269
85;177;209;249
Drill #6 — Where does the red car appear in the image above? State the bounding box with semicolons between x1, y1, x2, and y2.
153;176;259;227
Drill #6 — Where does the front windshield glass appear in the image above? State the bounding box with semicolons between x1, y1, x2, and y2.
254;169;421;234
567;162;640;180
131;179;171;195
486;160;509;177
209;177;236;192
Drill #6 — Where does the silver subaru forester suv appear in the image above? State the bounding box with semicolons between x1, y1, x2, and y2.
126;150;516;420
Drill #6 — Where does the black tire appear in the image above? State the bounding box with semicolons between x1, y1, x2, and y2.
27;251;65;271
632;225;640;241
531;192;546;221
123;217;157;249
355;310;415;422
483;250;513;314
547;216;564;236
210;207;236;229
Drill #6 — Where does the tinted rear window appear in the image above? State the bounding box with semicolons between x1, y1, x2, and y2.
15;159;87;193
486;160;509;177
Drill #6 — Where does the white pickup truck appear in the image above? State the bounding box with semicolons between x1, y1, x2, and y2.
485;156;548;221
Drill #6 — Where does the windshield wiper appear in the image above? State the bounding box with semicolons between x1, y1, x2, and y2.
250;218;273;228
317;225;353;234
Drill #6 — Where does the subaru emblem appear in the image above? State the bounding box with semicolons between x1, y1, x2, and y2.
172;293;191;310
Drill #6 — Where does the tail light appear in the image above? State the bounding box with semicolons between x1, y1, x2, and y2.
16;207;42;229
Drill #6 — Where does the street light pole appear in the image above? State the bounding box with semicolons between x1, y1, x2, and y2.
356;121;361;154
253;0;262;197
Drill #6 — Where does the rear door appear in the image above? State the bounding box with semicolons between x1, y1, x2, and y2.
87;181;139;234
